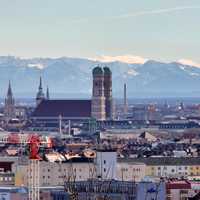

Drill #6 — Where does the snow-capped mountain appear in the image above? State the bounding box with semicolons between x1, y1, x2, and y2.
0;56;200;98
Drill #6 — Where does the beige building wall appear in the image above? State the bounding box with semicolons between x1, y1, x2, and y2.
13;161;147;187
117;162;146;182
13;161;96;187
13;159;200;187
189;166;200;176
146;165;189;177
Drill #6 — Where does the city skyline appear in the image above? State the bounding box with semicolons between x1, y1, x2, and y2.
1;1;200;200
0;0;200;65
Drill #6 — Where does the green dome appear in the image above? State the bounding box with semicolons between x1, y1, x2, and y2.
93;66;103;75
103;66;111;75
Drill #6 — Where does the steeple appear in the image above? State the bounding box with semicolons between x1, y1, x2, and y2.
4;81;15;121
46;86;50;100
39;76;43;91
36;76;45;106
7;80;13;97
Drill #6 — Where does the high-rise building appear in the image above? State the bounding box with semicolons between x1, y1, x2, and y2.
91;66;106;120
36;77;45;106
103;67;113;119
4;81;15;121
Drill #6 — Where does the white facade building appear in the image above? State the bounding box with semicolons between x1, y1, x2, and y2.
95;150;117;180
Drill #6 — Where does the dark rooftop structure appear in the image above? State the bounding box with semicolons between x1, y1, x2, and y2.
32;99;91;119
118;157;200;166
92;66;103;75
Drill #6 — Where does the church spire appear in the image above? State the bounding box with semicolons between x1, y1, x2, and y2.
39;76;43;90
4;81;15;121
36;76;45;106
7;80;13;97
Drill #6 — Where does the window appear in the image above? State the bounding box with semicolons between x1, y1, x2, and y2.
104;160;106;164
104;168;106;172
171;169;175;173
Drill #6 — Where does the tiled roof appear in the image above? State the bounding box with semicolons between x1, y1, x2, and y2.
118;157;200;166
32;99;91;118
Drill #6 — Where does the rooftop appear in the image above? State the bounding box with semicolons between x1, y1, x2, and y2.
32;99;91;118
118;157;200;166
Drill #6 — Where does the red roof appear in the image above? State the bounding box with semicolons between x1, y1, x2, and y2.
166;181;191;189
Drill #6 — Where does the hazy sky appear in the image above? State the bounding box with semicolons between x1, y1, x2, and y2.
0;0;200;63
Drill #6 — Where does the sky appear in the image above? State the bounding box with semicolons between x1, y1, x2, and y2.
0;0;200;64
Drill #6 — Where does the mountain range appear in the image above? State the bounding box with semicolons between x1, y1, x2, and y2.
0;56;200;98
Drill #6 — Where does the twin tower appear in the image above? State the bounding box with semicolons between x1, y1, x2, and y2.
91;66;113;121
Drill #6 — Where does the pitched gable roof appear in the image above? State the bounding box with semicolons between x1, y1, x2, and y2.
32;100;91;118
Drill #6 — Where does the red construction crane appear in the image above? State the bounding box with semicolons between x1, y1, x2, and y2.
28;135;41;160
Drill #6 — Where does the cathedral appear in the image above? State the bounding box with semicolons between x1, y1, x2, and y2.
32;66;114;125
